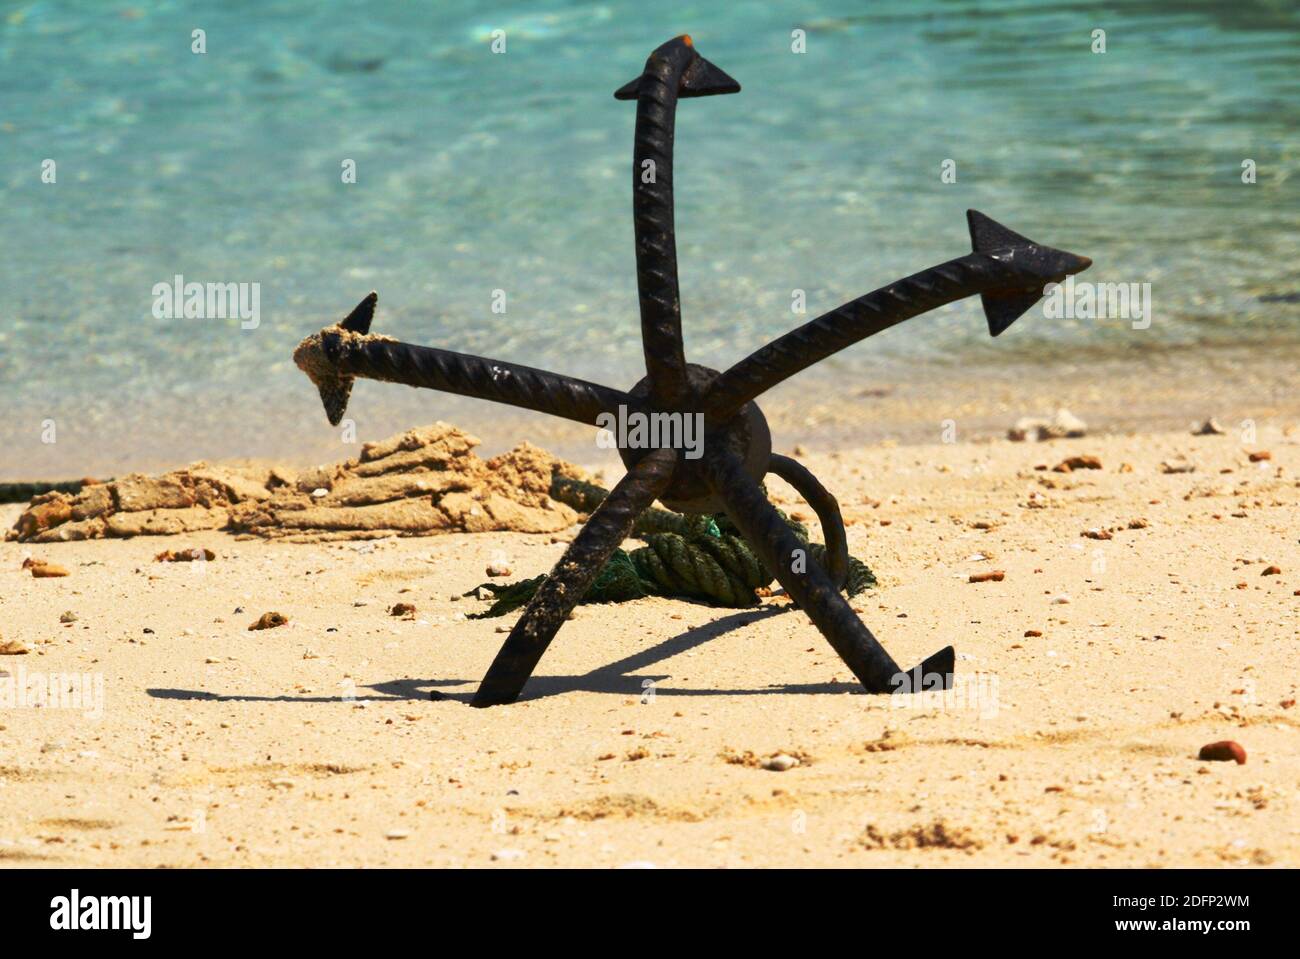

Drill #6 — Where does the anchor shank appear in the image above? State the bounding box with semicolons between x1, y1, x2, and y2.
325;331;638;428
706;250;1044;420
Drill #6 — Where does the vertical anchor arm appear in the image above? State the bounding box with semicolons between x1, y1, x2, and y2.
629;44;690;403
616;36;740;406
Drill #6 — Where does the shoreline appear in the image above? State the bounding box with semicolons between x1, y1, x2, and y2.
5;343;1299;484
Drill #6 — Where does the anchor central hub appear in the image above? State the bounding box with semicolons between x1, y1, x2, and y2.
616;363;771;513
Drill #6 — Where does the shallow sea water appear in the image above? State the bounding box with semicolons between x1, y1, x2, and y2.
1;1;1296;477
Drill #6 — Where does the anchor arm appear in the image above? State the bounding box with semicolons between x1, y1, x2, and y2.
472;446;679;707
293;294;642;428
617;35;739;407
704;211;1091;420
704;446;953;694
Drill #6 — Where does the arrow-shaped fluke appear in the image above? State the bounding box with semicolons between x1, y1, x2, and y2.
677;53;740;98
341;290;377;334
978;287;1045;338
614;36;740;100
612;77;640;100
293;291;379;426
314;374;354;427
967;210;1091;337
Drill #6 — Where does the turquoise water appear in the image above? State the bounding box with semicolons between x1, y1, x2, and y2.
1;0;1297;477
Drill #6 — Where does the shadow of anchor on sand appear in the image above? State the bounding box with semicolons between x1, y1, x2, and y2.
147;604;864;706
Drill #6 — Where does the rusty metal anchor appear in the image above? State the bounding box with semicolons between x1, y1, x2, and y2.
294;35;1092;707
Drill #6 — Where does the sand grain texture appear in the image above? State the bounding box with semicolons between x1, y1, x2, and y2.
1;428;1296;867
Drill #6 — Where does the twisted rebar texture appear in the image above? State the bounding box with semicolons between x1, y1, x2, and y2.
323;329;638;428
706;223;1092;421
618;36;740;407
628;41;690;405
472;447;678;707
296;35;1091;706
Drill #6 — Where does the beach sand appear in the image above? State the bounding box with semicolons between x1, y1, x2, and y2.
1;426;1296;868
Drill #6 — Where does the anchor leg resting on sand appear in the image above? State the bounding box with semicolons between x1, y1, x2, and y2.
471;447;679;707
705;447;954;694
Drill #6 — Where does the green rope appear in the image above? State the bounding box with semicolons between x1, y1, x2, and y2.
469;474;876;618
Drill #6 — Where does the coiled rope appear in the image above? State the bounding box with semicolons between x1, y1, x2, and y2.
469;475;876;617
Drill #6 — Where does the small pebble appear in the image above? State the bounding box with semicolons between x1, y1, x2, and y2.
59;610;78;623
969;570;1005;583
1053;455;1102;473
486;563;512;578
155;548;216;563
249;612;288;631
25;559;69;578
1261;565;1281;576
763;753;800;772
1198;741;1246;765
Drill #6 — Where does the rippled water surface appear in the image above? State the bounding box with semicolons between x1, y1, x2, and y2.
1;0;1297;476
